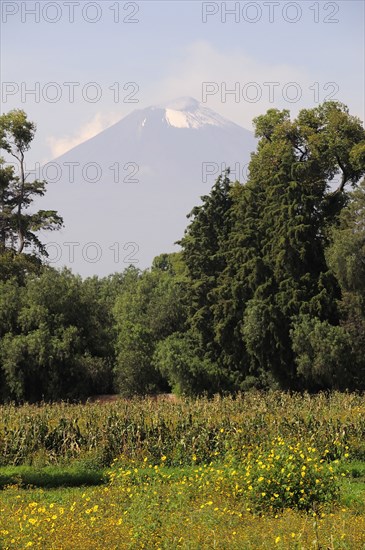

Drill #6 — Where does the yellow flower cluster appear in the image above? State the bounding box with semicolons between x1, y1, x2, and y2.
230;437;340;512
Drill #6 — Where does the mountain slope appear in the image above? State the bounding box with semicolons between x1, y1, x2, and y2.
39;97;256;276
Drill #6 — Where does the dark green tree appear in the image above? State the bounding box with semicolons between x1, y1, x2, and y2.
323;177;365;388
113;259;186;396
202;103;365;390
0;268;114;402
291;314;353;390
0;110;62;257
153;330;218;396
177;171;235;389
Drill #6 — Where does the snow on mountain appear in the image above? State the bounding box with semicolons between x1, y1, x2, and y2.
39;98;257;276
160;97;233;129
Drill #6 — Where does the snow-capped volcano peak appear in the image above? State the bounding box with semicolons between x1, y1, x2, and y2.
156;96;233;130
43;97;256;276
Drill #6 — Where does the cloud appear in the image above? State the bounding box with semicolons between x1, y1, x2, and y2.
148;41;313;129
46;112;121;159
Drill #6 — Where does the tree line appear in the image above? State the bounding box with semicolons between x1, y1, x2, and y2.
0;102;365;402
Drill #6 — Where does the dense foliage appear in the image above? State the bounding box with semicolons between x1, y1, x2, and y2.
174;102;365;393
0;102;365;401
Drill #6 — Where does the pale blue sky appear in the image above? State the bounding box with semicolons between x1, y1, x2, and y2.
1;0;364;165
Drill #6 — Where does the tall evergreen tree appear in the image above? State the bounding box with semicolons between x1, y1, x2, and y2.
213;103;365;389
0;110;62;257
178;171;236;389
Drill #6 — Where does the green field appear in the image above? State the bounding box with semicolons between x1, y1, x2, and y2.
1;391;365;549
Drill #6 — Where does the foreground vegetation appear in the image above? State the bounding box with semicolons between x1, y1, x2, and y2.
1;392;365;548
1;459;365;549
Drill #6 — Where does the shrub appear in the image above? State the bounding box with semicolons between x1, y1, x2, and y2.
239;437;340;512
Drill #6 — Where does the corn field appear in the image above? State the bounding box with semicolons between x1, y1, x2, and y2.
1;391;364;467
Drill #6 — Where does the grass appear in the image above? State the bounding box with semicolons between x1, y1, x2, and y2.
339;461;365;513
1;460;365;549
0;464;106;489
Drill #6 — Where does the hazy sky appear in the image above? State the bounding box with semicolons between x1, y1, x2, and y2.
1;0;364;166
